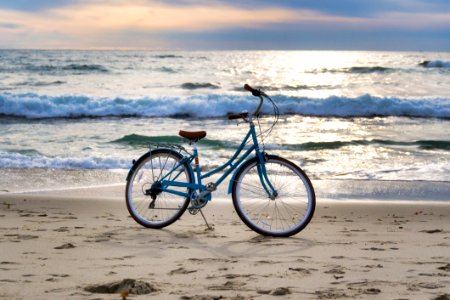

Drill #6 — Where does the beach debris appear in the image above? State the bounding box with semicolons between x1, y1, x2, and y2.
54;243;75;249
84;278;157;295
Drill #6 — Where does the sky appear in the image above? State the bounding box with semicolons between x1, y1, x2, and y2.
0;0;449;51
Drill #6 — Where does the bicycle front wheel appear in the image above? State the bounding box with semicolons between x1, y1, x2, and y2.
232;155;315;237
125;149;193;229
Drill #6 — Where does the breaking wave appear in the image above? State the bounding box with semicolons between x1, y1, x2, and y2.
419;60;450;68
0;151;129;169
1;93;449;119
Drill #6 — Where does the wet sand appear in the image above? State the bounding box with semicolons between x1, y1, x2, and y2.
0;187;449;299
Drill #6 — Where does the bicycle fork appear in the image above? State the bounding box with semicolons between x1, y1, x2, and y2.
256;152;278;200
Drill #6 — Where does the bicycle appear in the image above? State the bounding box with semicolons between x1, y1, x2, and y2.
125;84;315;237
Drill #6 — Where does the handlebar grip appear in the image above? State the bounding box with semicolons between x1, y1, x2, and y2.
244;84;262;97
228;112;249;120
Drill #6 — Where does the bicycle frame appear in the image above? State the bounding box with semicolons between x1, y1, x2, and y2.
158;121;277;200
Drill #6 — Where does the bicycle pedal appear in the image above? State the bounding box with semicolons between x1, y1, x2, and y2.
188;207;199;215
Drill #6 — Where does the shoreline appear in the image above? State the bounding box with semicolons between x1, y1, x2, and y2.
2;171;449;202
1;187;449;299
0;175;450;203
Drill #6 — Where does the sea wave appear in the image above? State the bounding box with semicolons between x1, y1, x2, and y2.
234;85;335;91
20;63;109;73
15;80;66;87
181;82;220;90
112;134;229;148
153;54;183;59
112;135;450;152
307;66;395;74
419;60;450;68
1;92;450;119
0;151;129;169
272;139;450;151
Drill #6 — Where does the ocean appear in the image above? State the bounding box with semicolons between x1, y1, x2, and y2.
0;50;449;197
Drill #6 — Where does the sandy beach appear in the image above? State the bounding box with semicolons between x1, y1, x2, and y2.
0;186;449;300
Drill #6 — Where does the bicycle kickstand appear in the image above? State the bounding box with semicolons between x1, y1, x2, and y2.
199;209;213;231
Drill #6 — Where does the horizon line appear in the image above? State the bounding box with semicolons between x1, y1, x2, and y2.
0;47;448;53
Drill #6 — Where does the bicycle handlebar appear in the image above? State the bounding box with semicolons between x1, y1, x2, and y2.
244;84;262;97
229;84;265;121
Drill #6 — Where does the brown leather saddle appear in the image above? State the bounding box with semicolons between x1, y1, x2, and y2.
178;130;207;141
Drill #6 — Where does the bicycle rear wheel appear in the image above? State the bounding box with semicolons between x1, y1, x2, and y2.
125;149;193;228
232;155;315;237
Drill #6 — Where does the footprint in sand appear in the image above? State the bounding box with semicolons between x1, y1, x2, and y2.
168;267;197;275
315;288;348;298
207;281;246;291
5;234;39;242
324;266;346;275
420;229;443;234
54;243;75;249
289;267;314;276
438;263;450;272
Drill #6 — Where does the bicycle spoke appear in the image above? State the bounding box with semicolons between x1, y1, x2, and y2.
126;150;191;228
233;157;315;236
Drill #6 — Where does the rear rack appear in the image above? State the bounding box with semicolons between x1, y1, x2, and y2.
148;142;191;156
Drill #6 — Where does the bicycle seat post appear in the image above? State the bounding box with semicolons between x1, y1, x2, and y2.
192;141;202;184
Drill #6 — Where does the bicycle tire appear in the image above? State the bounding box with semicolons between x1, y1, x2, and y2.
232;155;315;237
125;149;193;228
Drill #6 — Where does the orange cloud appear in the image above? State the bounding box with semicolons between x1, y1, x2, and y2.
0;1;448;49
0;1;361;35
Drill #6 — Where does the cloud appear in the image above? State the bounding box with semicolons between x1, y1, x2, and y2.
0;1;362;48
0;0;448;49
0;22;20;29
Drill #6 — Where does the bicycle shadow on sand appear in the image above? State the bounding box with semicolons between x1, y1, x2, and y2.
123;224;316;259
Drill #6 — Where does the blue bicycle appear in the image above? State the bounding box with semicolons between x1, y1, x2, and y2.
125;84;315;237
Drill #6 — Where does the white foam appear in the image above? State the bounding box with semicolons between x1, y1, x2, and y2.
1;93;450;119
0;151;130;169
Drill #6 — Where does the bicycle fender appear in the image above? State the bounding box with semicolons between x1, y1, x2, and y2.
227;156;258;194
126;148;194;182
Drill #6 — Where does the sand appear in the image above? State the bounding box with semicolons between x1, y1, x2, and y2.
0;186;449;300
